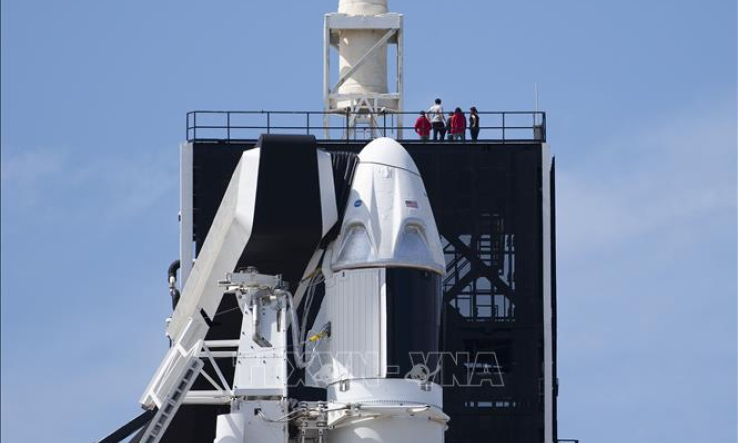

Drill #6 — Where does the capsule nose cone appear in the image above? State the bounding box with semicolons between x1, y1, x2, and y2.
358;137;420;176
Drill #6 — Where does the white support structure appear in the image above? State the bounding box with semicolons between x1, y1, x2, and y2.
140;270;292;443
180;142;194;286
541;143;555;443
324;0;404;139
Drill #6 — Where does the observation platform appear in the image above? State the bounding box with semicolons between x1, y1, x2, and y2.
186;109;546;144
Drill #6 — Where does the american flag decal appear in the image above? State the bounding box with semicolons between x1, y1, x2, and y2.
405;200;419;209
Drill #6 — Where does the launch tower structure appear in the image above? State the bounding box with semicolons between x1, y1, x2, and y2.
324;0;404;138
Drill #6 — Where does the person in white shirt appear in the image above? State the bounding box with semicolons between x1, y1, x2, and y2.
428;98;446;141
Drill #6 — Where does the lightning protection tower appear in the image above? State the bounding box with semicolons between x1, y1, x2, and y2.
324;0;404;139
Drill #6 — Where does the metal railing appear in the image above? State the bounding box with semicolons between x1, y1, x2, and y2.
186;110;546;143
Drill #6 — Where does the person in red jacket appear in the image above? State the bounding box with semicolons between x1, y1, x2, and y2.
414;111;432;141
450;107;467;141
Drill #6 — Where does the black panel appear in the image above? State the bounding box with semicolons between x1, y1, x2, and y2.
385;268;442;379
321;151;359;246
193;141;247;251
160;405;229;443
97;409;156;443
237;134;324;288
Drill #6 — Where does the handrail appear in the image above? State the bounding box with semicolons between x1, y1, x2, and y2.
185;109;546;143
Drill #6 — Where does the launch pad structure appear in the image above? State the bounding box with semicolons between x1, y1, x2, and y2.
92;1;566;442
178;115;557;443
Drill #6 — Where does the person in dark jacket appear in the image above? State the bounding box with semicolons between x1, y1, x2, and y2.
469;107;480;141
414;111;432;141
451;107;467;141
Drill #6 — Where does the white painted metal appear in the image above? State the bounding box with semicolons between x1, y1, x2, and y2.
327;378;442;408
324;2;404;138
338;0;387;15
183;390;232;405
141;316;208;408
328;412;446;443
232;284;288;398
337;29;388;99
332;138;445;274
326;379;447;443
214;400;288;443
180;142;194;285
138;316;208;443
327;13;401;30
324;268;385;383
336;0;389;106
168;148;261;340
541;143;554;443
140;358;204;443
214;272;291;443
331;28;394;96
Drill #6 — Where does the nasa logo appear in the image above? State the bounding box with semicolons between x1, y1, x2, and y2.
354;199;363;207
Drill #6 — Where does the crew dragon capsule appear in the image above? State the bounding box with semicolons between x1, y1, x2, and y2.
105;136;449;443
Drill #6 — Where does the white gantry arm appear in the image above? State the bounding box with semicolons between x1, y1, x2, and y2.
136;317;206;443
134;149;262;442
167;148;261;341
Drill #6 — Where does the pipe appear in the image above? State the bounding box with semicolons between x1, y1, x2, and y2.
167;260;181;310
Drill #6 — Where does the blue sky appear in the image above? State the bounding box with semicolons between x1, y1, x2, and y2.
1;1;736;442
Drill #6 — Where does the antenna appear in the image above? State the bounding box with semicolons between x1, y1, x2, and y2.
534;82;539;125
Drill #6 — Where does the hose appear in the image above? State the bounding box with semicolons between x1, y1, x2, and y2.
167;260;181;310
283;271;325;369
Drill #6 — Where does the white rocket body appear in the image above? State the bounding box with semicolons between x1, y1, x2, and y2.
310;139;448;443
307;138;445;387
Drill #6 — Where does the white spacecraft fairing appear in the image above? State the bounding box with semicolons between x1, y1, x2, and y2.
96;135;448;443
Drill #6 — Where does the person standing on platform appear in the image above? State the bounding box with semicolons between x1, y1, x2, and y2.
446;112;455;141
428;98;446;141
414;111;432;142
469;107;480;141
451;107;467;141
